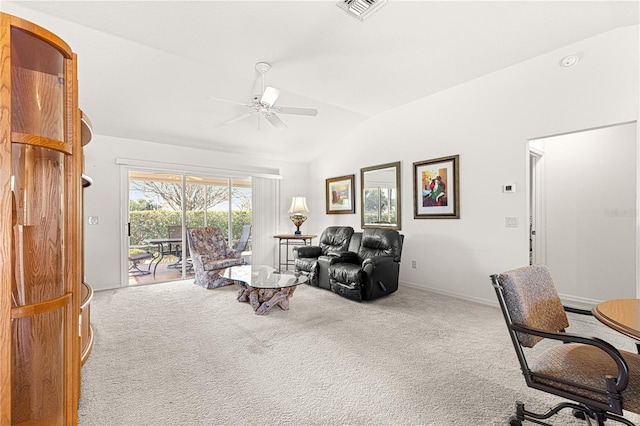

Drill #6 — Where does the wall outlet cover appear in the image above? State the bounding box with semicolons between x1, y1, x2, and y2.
503;184;517;193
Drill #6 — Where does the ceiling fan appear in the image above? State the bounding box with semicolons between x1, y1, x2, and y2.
208;62;318;130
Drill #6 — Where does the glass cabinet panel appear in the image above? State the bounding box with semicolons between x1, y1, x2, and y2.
11;309;65;425
11;144;65;305
10;27;65;141
10;144;65;426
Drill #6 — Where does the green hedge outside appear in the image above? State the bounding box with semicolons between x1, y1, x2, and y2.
363;212;397;225
129;209;251;247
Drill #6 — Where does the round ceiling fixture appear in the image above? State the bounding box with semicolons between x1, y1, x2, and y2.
560;54;580;68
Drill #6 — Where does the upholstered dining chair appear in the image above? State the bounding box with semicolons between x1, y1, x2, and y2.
491;265;640;426
187;227;245;289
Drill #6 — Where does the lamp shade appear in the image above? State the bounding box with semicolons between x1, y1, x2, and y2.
288;196;309;214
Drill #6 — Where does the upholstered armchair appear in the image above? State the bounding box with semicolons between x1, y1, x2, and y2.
187;227;245;289
491;265;640;426
328;228;403;301
294;226;354;288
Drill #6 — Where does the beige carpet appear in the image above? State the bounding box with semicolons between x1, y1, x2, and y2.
78;281;640;425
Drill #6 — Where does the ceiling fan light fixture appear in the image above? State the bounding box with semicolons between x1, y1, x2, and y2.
337;0;388;21
208;62;318;130
260;86;281;108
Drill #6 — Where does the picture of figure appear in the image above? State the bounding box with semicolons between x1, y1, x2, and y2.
413;155;459;219
422;169;448;207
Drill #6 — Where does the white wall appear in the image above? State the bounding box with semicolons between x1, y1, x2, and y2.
542;123;637;301
84;136;309;290
308;25;640;305
4;2;638;302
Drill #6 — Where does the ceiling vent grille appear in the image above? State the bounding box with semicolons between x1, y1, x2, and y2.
336;0;388;21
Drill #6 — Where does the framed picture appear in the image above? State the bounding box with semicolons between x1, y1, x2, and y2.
326;174;355;214
413;155;460;219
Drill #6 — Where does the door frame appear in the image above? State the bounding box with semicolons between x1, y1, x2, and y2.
528;121;639;299
528;144;546;266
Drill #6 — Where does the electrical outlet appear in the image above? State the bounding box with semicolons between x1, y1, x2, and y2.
411;260;417;269
503;184;517;193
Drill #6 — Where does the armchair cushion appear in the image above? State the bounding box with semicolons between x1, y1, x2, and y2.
197;256;244;272
531;343;640;413
329;263;363;287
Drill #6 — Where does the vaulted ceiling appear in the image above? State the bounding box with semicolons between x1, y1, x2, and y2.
5;1;639;162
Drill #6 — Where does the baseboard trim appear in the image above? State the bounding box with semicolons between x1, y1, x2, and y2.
557;293;601;310
399;281;602;311
399;281;497;307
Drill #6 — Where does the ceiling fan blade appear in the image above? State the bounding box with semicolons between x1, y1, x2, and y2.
260;86;281;107
264;113;287;130
276;106;318;116
224;112;254;125
207;96;248;107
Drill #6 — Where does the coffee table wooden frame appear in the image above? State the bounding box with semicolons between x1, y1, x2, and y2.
224;265;307;315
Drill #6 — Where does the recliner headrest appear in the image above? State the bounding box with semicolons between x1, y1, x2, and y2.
320;226;354;254
360;229;403;262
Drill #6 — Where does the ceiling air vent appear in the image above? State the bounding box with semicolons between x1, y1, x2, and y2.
336;0;388;21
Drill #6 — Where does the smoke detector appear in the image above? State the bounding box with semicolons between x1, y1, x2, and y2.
560;53;581;68
337;0;388;21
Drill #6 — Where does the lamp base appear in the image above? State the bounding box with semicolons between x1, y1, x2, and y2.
290;214;307;235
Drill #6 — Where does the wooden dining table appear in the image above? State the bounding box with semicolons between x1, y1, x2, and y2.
592;299;640;341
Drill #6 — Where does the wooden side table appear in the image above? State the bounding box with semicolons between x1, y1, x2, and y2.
273;234;317;272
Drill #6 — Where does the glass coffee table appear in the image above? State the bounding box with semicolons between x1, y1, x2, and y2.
222;265;308;315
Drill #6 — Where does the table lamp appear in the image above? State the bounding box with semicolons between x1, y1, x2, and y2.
288;196;309;235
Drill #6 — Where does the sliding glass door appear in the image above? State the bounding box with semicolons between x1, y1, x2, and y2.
127;170;251;285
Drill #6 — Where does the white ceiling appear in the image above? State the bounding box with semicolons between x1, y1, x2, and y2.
5;1;639;163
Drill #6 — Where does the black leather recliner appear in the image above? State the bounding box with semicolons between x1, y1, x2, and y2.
328;228;403;301
294;226;354;288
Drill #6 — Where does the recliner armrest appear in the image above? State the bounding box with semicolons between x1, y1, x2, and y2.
361;255;396;273
295;246;323;258
327;251;359;264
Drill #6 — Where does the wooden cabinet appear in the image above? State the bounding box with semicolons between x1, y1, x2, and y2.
1;13;85;425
